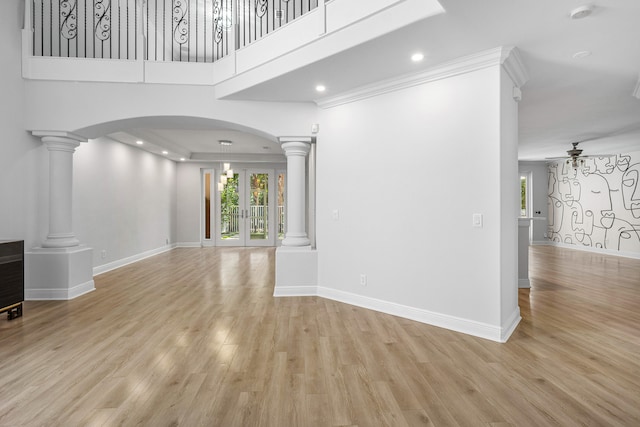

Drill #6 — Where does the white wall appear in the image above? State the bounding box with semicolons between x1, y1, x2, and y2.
316;64;518;338
519;161;548;243
73;137;177;268
0;0;46;249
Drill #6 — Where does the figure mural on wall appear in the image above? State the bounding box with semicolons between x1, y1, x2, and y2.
547;151;640;254
622;163;640;218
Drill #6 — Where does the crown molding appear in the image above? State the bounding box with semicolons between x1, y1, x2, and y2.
317;46;529;109
633;74;640;100
501;46;529;88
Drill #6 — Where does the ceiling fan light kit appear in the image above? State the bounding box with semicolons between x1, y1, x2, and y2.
568;157;585;169
547;141;614;170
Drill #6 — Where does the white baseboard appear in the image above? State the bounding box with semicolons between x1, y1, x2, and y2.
545;241;640;260
314;286;511;343
501;307;522;342
273;285;318;297
274;283;518;342
531;240;551;246
518;279;531;288
93;244;176;276
176;242;203;248
26;279;95;301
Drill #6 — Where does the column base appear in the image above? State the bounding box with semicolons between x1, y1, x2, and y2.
42;234;80;248
274;246;318;296
25;245;95;300
281;234;311;247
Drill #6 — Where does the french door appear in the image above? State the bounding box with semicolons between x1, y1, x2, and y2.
203;168;285;247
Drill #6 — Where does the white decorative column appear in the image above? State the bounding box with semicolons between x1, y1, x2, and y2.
274;137;317;297
279;137;312;247
42;136;81;248
25;131;95;300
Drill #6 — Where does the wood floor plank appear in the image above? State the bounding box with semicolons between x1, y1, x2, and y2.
0;245;639;425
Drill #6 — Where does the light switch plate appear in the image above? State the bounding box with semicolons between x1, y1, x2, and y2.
473;213;483;228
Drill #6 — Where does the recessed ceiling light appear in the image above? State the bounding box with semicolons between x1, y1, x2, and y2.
570;5;593;19
162;150;168;155
572;50;592;59
136;140;143;145
219;140;233;146
316;85;326;92
411;52;424;62
180;158;186;161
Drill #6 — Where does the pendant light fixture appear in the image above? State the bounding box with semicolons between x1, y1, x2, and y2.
219;140;234;191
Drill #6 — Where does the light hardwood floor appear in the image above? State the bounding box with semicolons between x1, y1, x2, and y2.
1;245;639;426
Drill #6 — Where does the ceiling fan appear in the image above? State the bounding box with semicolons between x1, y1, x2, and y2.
546;142;613;169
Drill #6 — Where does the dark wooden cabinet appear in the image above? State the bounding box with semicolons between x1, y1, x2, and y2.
0;240;24;320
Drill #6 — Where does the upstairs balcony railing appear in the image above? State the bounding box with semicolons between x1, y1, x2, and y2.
31;0;319;61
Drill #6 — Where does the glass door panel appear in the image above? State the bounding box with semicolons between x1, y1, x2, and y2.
213;169;280;247
202;169;216;246
220;173;240;242
248;173;269;242
205;172;212;239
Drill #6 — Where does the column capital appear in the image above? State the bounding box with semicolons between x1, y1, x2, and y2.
32;130;87;143
278;137;314;154
43;138;82;153
32;131;87;153
278;137;313;158
278;136;314;145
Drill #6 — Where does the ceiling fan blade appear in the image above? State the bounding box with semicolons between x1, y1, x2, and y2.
577;123;640;144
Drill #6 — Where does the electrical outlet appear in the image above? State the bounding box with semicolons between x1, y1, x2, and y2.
166;238;169;245
360;274;367;286
101;250;106;259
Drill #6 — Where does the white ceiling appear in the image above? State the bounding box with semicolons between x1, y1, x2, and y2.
110;128;281;162
115;0;640;161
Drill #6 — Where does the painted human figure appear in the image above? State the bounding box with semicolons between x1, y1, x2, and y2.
580;173;615;229
617;155;631;173
622;163;640;219
593;156;616;175
607;220;640;252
